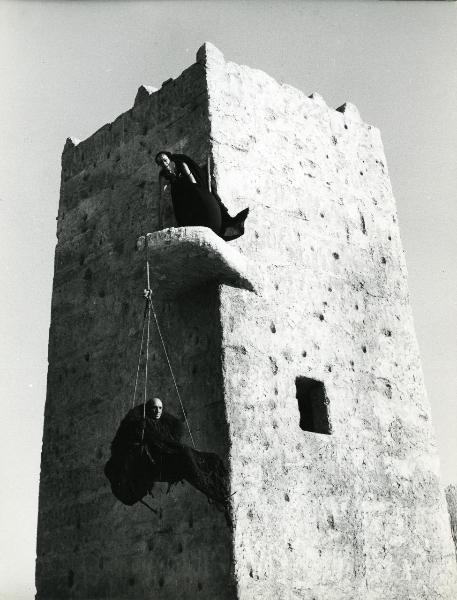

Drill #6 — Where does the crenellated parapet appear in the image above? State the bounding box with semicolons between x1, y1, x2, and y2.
37;43;457;600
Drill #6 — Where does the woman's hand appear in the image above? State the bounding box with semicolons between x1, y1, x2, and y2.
182;162;197;184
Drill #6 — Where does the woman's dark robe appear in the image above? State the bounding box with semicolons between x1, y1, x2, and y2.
104;400;230;514
160;153;249;241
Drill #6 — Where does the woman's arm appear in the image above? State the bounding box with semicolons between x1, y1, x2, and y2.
159;173;169;191
181;162;197;184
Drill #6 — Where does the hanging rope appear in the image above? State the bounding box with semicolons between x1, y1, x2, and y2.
130;301;148;409
143;249;152;416
141;234;196;449
140;240;153;442
131;235;153;410
141;302;152;438
149;299;196;449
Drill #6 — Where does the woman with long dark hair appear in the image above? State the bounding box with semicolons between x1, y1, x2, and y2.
155;151;249;241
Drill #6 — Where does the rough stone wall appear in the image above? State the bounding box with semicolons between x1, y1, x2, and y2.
202;44;457;599
36;57;235;599
445;485;457;558
38;42;457;600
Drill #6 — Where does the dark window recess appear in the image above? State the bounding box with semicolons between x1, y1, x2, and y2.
295;377;331;434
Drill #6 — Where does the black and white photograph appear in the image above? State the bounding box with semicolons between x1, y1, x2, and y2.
1;1;456;598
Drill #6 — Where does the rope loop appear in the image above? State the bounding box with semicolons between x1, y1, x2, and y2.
133;235;196;448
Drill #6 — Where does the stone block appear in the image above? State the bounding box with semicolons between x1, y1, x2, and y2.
136;227;256;296
196;41;224;66
134;84;158;105
37;43;457;600
336;101;362;122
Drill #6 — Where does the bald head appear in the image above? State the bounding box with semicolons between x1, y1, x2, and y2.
150;397;163;420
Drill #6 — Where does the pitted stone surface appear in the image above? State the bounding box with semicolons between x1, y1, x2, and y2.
136;227;255;296
206;43;457;600
36;50;235;600
446;484;457;557
37;42;457;600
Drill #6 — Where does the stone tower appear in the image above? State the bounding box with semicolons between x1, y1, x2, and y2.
36;43;457;599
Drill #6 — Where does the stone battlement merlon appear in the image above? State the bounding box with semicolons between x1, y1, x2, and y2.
60;59;209;181
200;41;374;126
61;42;379;182
58;42;389;242
37;43;457;600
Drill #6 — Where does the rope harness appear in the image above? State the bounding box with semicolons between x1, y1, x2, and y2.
131;236;196;449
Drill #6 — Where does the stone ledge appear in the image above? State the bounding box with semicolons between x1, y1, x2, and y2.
136;227;256;296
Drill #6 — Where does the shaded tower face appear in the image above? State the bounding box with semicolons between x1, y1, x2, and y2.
36;51;235;600
37;43;457;600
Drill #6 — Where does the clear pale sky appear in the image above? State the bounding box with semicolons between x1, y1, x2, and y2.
1;1;456;598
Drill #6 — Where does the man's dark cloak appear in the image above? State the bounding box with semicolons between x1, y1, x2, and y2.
104;401;229;514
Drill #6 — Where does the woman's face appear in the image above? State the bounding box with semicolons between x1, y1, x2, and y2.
156;153;171;171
